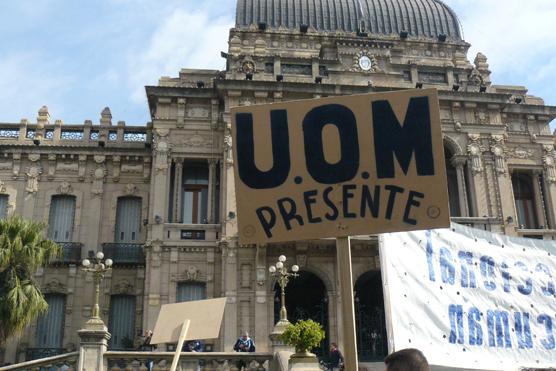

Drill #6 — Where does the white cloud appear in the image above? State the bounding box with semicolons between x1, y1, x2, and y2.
126;8;233;103
0;52;73;122
445;0;556;79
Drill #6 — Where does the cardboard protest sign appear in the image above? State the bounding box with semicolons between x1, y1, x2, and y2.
150;298;226;344
381;224;556;370
231;89;449;244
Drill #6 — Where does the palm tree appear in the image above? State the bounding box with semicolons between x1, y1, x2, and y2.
0;216;61;344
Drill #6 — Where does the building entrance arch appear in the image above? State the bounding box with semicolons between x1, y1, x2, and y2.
274;270;329;358
354;270;388;361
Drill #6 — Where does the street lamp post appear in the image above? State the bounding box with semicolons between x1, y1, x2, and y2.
82;251;113;329
269;255;299;328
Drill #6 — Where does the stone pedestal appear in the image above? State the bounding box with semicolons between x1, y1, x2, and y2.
288;353;320;371
269;320;295;354
77;319;111;371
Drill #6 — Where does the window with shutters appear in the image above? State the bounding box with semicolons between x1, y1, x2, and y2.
108;295;136;350
48;196;76;242
0;194;8;219
182;163;209;224
36;294;66;349
115;197;142;243
176;282;206;302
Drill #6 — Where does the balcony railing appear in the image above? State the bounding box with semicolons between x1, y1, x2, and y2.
101;243;145;265
52;242;83;264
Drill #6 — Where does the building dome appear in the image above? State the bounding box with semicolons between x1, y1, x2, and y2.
236;0;463;40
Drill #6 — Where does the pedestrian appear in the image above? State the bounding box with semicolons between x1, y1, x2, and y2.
233;331;255;370
384;348;430;371
233;331;256;352
185;340;203;352
138;330;156;371
329;343;344;371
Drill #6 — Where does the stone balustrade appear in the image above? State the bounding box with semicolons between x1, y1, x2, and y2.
104;351;272;371
0;351;78;371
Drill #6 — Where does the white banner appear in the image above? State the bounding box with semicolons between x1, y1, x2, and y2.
381;224;556;370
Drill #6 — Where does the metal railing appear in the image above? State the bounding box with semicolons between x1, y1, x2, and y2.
101;243;145;265
53;242;83;264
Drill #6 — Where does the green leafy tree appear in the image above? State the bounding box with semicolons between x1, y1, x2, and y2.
280;319;326;354
0;216;61;343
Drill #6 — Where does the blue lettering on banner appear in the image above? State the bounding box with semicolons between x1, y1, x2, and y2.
425;231;556;352
539;314;555;350
468;307;483;346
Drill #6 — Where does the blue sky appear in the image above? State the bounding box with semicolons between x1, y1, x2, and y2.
0;0;554;128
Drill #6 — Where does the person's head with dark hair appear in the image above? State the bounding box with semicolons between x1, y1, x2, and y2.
384;348;430;371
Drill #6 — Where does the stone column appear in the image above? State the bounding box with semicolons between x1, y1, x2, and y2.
207;159;217;224
532;171;548;229
173;157;184;223
542;146;556;229
467;135;489;217
89;156;106;252
452;157;469;217
221;239;238;351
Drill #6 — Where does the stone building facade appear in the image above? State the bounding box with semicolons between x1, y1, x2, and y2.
1;0;555;365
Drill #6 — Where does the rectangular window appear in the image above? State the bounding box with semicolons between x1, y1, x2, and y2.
0;194;8;219
418;71;447;84
512;172;539;229
109;295;136;350
180;230;206;240
176;282;206;302
402;70;412;82
115;197;142;243
182;163;209;224
281;64;312;75
48;196;76;242
36;294;66;349
264;62;274;73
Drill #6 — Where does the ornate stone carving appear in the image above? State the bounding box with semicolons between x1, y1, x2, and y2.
43;279;66;294
467;134;484;174
508;147;533;159
224;135;233;166
186;106;209;118
58;181;73;195
28;153;41;162
543;145;556;184
25;166;42;193
0;180;5;193
91;166;107;197
113;279;134;295
184;134;212;148
467;68;483;86
490;135;507;175
474;108;490;125
125;183;138;196
350;50;381;73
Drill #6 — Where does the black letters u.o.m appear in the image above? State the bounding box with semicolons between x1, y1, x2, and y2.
236;110;291;189
373;96;435;179
303;104;359;184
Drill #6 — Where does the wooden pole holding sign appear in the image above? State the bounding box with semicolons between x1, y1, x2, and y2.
170;319;190;371
337;236;358;371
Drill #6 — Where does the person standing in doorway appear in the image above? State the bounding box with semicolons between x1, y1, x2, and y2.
329;343;344;371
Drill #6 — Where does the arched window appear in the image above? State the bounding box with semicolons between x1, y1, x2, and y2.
109;295;136;350
444;147;461;217
36;294;66;350
176;282;206;302
0;194;8;219
512;173;538;229
115;197;142;243
48;196;76;242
